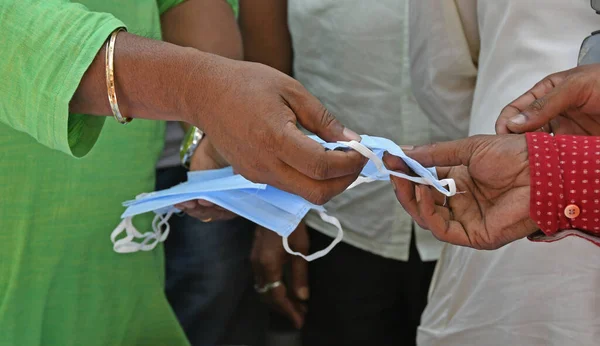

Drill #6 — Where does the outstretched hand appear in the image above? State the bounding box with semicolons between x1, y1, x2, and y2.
384;135;538;250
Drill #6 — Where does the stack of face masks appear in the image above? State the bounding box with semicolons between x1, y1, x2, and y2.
111;135;457;261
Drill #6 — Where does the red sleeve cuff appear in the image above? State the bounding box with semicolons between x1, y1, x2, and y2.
527;132;600;241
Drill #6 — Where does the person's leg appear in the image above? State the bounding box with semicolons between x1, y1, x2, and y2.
156;167;268;346
301;227;421;346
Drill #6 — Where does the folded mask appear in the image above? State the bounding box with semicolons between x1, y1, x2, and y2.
111;135;457;261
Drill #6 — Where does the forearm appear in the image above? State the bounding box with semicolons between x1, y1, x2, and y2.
158;0;243;133
70;32;217;127
161;0;243;60
239;0;292;75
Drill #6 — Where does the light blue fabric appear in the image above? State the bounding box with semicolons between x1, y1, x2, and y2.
119;135;452;236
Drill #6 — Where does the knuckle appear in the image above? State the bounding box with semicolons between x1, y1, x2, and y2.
319;108;338;130
540;78;556;91
528;98;546;114
304;188;329;205
258;253;278;269
309;156;329;180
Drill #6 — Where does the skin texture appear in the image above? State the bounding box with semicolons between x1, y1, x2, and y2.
383;135;538;250
240;0;309;329
69;1;365;205
495;64;600;136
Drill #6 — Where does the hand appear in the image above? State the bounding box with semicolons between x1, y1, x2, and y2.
495;64;600;136
383;135;538;250
185;57;367;205
175;138;237;222
250;223;310;329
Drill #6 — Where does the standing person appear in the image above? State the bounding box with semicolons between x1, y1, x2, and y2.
409;0;600;345
155;1;268;345
0;0;365;344
239;1;443;345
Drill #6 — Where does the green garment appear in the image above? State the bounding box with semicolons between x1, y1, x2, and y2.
0;1;191;345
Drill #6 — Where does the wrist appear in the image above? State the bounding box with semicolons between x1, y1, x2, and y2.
180;51;237;131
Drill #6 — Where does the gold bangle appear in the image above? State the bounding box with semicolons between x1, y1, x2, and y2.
105;28;132;124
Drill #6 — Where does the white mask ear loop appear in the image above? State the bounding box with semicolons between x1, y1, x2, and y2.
110;212;174;254
282;210;344;262
338;140;457;197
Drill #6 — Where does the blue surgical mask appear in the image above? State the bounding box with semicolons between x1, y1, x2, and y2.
111;135;457;260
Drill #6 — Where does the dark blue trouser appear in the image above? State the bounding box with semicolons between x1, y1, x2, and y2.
156;166;268;346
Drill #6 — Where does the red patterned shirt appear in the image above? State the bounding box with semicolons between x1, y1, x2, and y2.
527;132;600;246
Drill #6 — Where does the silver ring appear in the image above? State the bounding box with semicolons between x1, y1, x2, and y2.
254;281;282;294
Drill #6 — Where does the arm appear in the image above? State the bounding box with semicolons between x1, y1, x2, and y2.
161;0;242;60
1;0;365;205
409;0;479;140
160;0;242;134
383;133;600;250
239;0;292;75
239;0;309;330
527;133;600;246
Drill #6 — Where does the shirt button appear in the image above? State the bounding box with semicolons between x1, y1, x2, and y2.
564;204;581;219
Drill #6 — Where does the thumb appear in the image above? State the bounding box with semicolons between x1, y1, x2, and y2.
506;81;577;134
403;136;489;168
291;256;309;301
286;82;361;142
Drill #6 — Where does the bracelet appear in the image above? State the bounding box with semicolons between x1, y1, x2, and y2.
105;28;132;124
180;126;205;169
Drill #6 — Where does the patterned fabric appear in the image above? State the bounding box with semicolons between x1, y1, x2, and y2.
527;132;600;246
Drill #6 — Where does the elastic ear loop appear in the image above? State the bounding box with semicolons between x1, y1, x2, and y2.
338;141;457;197
282;210;344;262
111;211;174;254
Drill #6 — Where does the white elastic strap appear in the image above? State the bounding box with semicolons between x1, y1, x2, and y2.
110;212;173;254
282;210;344;262
338;140;457;197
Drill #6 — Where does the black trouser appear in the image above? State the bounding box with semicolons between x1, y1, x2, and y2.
302;227;436;346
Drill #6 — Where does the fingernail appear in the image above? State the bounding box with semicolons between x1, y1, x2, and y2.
343;127;361;141
415;186;421;202
509;114;527;125
400;145;414;151
390;178;397;192
297;287;309;300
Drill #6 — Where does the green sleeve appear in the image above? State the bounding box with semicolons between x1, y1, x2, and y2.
156;0;187;15
157;0;238;17
0;1;126;158
226;0;239;17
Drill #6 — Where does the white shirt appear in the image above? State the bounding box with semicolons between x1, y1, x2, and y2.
411;0;600;345
289;0;443;261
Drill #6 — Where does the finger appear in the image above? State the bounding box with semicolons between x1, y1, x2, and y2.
286;82;362;143
505;76;585;134
250;226;266;286
265;160;362;205
289;223;310;301
382;152;452;181
185;206;237;221
197;199;216;207
270;285;305;329
415;186;472;248
495;71;569;134
291;257;309;301
382;152;412;173
403;136;491;168
175;201;197;210
278;121;367;180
